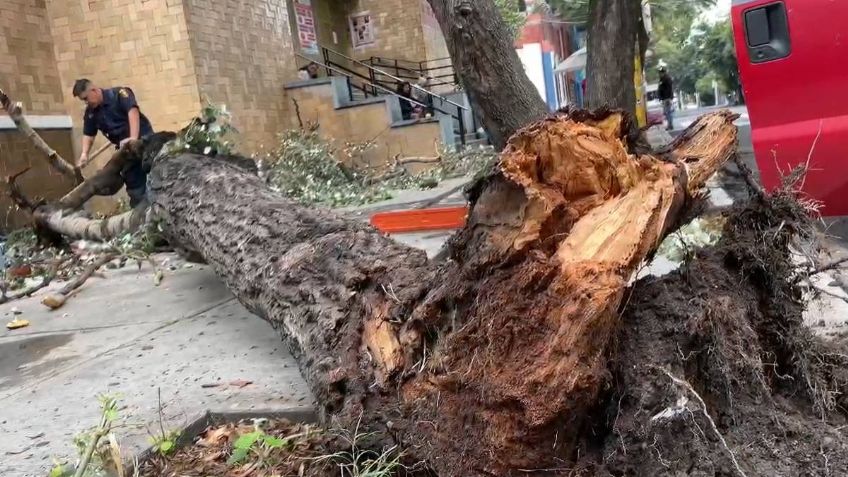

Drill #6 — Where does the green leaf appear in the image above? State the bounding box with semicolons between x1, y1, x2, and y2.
261;435;287;448
233;430;262;450
158;439;174;454
227;446;251;465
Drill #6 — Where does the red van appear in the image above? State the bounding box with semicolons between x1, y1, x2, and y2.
731;0;848;216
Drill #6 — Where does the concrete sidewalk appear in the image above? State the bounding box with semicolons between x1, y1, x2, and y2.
0;257;313;477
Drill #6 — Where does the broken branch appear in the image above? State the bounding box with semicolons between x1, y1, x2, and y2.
42;253;116;310
0;87;83;184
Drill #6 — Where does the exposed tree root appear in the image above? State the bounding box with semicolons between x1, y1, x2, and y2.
587;185;848;477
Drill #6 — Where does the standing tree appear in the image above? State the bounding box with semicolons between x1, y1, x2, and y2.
426;0;548;150
548;0;716;114
584;0;642;115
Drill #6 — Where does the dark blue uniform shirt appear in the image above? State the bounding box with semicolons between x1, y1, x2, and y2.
83;87;154;145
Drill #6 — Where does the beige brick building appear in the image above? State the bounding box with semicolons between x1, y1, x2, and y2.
0;0;456;231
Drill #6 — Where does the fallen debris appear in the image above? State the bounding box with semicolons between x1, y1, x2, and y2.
41;253;116;310
5;317;29;330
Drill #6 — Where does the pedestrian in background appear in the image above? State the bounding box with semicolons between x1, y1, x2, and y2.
658;66;675;131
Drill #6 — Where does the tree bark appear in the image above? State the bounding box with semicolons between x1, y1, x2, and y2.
586;0;641;117
146;110;738;475
426;0;548;150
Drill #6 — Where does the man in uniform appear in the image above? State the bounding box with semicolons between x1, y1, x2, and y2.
72;78;154;207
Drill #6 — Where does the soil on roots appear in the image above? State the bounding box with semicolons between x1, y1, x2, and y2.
587;190;848;476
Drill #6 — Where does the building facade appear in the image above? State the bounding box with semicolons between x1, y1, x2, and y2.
0;0;455;230
1;0;580;231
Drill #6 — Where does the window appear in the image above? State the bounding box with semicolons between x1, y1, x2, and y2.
349;12;374;47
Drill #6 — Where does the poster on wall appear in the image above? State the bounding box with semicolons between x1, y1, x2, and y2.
294;0;318;54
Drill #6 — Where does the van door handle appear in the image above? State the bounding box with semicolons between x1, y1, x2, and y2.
743;2;791;63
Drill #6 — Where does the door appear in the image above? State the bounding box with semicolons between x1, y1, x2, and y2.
732;0;848;216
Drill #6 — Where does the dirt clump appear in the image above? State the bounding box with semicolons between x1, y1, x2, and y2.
583;186;848;476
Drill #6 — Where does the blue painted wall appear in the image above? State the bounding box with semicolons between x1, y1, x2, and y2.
542;52;557;110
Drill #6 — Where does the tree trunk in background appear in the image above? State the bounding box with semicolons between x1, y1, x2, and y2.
146;111;738;475
586;0;640;118
426;0;548;150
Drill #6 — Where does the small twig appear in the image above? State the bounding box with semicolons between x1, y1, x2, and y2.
794;257;848;284
157;387;167;441
413;180;470;210
732;155;765;200
799;121;823;190
658;367;749;477
5;167;38;211
292;97;304;130
395;155;442;166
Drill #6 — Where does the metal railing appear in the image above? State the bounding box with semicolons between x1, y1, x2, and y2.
295;53;472;146
366;55;458;90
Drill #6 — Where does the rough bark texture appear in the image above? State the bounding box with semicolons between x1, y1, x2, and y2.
147;110;738;475
0;88;83;184
426;0;548;150
586;0;640;117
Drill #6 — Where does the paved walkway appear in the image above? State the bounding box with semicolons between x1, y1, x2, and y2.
0;258;312;477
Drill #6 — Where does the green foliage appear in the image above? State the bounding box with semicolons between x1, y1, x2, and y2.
228;428;292;465
494;0;527;38
263;129;390;206
5;227;37;253
149;429;181;456
657;215;726;263
68;394;122;477
263;128;497;207
646;4;740;101
168;101;238;156
697;19;740;96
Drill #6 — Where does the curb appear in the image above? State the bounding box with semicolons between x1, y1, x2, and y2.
126;407;317;475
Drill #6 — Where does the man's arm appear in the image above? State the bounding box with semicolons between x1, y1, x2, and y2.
127;107;140;141
80;112;97;166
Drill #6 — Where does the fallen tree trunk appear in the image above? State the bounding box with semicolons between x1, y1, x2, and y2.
144;109;738;474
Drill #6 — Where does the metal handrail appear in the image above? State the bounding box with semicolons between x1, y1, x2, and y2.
371;55;453;68
294;53;469;146
295;55;448;116
370;58;455;74
320;45;467;111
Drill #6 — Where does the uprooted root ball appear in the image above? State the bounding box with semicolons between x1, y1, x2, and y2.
592;188;848;476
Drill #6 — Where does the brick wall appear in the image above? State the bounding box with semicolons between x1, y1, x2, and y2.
346;0;427;62
45;0;202;166
0;0;65;113
419;0;449;64
0;130;76;232
184;0;297;154
285;82;443;168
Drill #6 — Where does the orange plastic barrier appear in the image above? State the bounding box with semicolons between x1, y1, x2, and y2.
369;206;469;233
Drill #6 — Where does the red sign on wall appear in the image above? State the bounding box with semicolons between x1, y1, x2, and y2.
294;0;318;54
